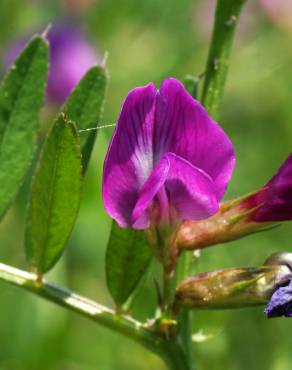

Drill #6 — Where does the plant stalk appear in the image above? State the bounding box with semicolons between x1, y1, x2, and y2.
176;252;195;370
0;262;190;370
171;1;247;368
201;0;247;119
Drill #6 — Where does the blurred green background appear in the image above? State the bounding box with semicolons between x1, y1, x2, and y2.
0;0;292;369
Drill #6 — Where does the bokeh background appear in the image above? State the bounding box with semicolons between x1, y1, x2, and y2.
0;0;292;369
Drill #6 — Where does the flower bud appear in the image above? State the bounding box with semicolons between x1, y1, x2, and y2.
175;252;292;310
177;155;292;251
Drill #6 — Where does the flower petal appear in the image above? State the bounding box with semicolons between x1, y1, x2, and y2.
132;153;219;229
102;83;156;227
154;78;235;199
264;279;292;318
253;154;292;222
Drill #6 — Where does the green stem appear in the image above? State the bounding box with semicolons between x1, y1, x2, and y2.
179;310;194;369
163;269;177;313
0;263;153;345
161;339;192;370
201;0;247;119
176;252;195;370
174;1;248;369
0;262;190;370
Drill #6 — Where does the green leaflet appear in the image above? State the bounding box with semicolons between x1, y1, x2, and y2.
0;36;48;219
63;66;108;172
106;222;152;307
25;114;82;274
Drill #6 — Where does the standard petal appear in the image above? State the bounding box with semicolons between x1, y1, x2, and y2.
132;153;219;229
154;78;235;199
102;83;156;227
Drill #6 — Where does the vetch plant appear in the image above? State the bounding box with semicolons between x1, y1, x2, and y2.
0;1;292;369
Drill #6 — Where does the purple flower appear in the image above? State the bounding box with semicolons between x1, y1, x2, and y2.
264;280;292;318
244;155;292;222
3;23;99;104
259;0;292;30
46;24;98;103
102;78;235;230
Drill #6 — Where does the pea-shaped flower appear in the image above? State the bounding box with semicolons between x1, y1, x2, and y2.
4;23;99;104
178;154;292;251
244;154;292;222
102;78;235;230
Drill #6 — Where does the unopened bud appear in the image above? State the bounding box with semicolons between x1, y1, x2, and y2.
177;193;261;250
175;252;292;309
177;154;292;251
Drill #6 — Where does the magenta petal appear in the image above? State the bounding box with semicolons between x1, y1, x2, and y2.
102;83;156;227
253;154;292;222
154;78;235;199
132;153;219;229
102;78;235;230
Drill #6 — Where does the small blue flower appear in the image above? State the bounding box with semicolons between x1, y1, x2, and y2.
264;279;292;318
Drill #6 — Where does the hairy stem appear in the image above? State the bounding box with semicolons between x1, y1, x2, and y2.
202;0;247;119
0;263;153;344
0;262;191;370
